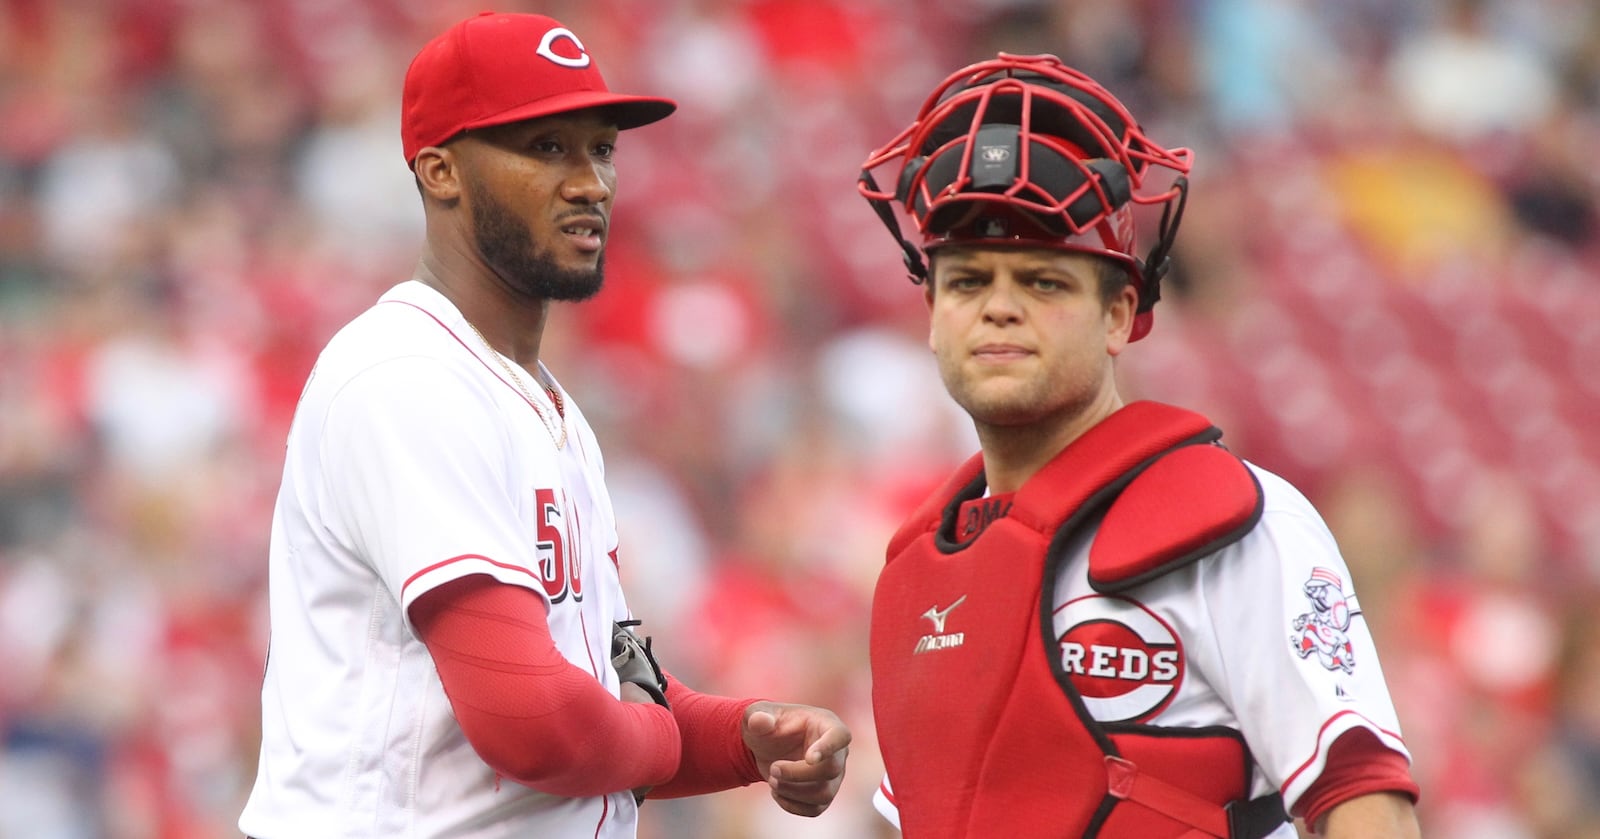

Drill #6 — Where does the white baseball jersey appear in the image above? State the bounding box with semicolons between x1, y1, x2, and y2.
240;280;640;839
873;464;1411;836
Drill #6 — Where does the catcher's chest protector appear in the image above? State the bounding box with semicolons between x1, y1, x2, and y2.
871;401;1277;839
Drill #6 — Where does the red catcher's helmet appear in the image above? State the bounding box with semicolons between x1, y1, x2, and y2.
858;53;1193;342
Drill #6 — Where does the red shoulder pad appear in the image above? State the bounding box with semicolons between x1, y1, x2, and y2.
1087;444;1263;593
886;453;985;562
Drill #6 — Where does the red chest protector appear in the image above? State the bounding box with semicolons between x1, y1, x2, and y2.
870;402;1287;839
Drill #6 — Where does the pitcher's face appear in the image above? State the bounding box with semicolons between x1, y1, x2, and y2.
456;110;620;300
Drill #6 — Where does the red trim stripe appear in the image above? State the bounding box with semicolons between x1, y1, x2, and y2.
591;792;610;838
1281;709;1407;794
400;554;537;599
579;609;600;678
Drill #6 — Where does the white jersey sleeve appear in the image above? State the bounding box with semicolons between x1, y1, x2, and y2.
320;354;548;625
1188;465;1411;813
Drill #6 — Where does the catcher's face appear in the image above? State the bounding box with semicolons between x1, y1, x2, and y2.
926;246;1135;433
451;111;620;301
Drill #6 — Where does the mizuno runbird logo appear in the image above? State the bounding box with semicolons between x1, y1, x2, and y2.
915;595;968;654
921;595;967;633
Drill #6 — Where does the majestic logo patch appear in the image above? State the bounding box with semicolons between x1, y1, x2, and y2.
1291;567;1362;673
914;595;967;654
1054;595;1183;723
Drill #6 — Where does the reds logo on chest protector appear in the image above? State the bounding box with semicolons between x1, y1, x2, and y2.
871;402;1287;838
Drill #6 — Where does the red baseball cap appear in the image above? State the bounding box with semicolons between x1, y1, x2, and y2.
401;11;677;165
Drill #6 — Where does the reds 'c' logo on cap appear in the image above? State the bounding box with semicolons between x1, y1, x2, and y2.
1053;595;1184;723
536;27;591;68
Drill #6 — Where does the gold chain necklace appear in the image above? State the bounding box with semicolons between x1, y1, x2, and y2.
466;322;567;450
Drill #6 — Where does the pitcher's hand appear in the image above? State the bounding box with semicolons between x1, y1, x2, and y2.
742;701;851;817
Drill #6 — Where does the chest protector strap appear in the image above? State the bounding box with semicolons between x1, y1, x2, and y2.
1105;755;1288;839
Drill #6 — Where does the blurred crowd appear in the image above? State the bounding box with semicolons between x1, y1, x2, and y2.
0;0;1597;836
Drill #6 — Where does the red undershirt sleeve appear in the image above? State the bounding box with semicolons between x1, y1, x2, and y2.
409;575;681;798
1294;727;1420;832
645;673;764;798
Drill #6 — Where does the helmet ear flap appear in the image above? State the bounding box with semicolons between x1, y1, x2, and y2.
1083;159;1130;212
895;155;928;204
1060;158;1129;230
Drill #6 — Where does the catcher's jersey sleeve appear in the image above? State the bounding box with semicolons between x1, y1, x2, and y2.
1187;465;1411;814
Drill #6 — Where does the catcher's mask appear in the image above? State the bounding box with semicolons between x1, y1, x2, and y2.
858;53;1193;342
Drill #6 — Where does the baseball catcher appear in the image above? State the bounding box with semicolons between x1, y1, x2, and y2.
858;53;1421;839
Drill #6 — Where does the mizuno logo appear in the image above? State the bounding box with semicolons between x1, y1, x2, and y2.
921;595;967;633
914;595;968;655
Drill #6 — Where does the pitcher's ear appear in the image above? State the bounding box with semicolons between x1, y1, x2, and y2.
413;146;461;202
